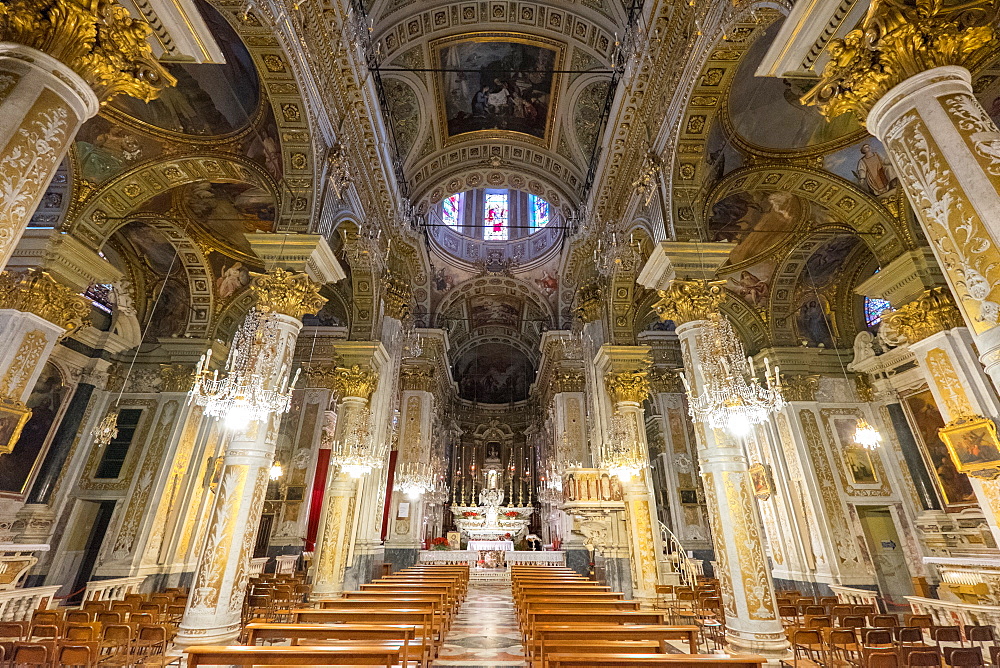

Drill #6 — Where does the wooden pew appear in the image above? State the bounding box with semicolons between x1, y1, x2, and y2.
546;653;766;668
244;623;421;666
531;624;701;661
525;611;667;646
184;644;401;667
290;609;438;654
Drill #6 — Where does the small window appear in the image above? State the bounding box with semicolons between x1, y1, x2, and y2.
441;193;463;228
483;191;509;241
864;296;892;328
95;408;143;479
529;194;549;229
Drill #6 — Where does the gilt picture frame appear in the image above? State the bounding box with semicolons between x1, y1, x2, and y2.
0;400;30;456
749;462;773;500
939;415;1000;479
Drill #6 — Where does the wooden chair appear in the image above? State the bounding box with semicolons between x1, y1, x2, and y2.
906;650;941;668
791;628;825;668
10;642;49;668
947;648;985;668
828;628;860;668
868;651;900;668
184;644;402;667
57;643;97;668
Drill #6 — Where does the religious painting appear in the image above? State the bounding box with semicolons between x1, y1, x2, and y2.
207;251;252;302
468;295;522;330
727;20;862;151
749;463;773;500
73;117;161;184
902;390;975;507
182;182;275;255
242;105;283;181
795;296;835;348
0;364;66;494
109;0;261;136
454;344;532;403
534;270;558;297
431;265;457;293
114;223;192;339
0;400;31;460
833;417;879;485
826;137;897;196
802;235;861;288
708;190;805;265
728;269;770;308
679;489;699;505
434;34;562;142
939;415;1000;478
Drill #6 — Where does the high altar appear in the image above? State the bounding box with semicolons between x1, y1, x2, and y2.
450;470;532;566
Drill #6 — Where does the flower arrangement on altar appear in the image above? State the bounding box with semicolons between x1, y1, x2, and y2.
503;511;519;518
461;511;480;518
430;537;450;551
503;532;512;539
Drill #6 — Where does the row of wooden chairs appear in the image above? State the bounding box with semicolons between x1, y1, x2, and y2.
512;564;757;668
186;563;471;667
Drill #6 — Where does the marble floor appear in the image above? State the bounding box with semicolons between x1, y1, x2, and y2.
433;582;526;667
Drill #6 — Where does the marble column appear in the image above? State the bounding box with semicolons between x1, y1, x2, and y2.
650;278;789;657
0;3;173;267
309;362;379;600
594;347;664;604
805;5;1000;388
175;269;327;646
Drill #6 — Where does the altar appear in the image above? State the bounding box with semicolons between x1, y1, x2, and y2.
468;540;514;551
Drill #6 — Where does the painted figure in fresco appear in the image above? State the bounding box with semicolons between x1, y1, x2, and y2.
472;86;490;117
856;144;893;195
535;271;558;296
729;270;769;307
216;261;250;299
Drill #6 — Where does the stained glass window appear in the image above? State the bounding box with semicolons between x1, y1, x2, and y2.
483;191;509;241
442;193;463;228
529;194;549;229
864;296;892;327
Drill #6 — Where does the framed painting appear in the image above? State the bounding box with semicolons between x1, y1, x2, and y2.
902;390;975;507
939;415;1000;479
431;33;564;146
832;415;879;485
0;399;31;456
749;462;773;500
679;488;699;505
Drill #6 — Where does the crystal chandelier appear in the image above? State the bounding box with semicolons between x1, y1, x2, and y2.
600;412;647;481
400;315;423;359
92;408;119;447
680;313;784;437
330;406;384;477
854;418;883;449
395;461;435;498
594;226;643;277
189;308;299;431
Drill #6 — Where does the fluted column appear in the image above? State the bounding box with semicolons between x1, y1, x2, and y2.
654;279;788;657
310;363;379;600
0;1;172;268
175;269;326;646
805;2;1000;386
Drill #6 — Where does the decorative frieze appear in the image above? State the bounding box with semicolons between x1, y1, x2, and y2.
882;288;964;344
0;269;89;333
250;268;327;320
651;279;725;326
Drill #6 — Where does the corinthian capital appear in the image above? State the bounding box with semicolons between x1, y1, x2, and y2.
0;0;175;103
882;287;965;344
333;364;378;400
803;0;999;119
251;268;327;320
651;279;725;326
0;269;90;333
605;370;650;404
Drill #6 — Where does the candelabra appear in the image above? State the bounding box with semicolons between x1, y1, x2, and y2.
330;406;384;477
600;411;647;481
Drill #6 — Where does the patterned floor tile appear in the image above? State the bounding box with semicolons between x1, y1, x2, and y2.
434;583;526;667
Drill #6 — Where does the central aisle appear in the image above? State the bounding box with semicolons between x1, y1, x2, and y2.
433;581;527;667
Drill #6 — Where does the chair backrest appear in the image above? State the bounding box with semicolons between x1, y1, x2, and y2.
832;605;853;618
30;611;58;626
819;597;838;605
12;642;49;664
102;624;131;641
906;615;933;629
908;651;942;667
949;647;985;667
934;626;963;643
65;611;90;624
829;629;856;647
0;622;24;639
807;616;832;629
138;624;167;642
804;605;827;616
58;644;94;666
841;616;867;629
898;627;924;643
97;612;122;625
967;626;997;643
865;629;893;645
82;602;106;613
793;629;823;645
778;605;799;618
130;613;154;625
28;624;58;639
65;625;96;641
854;605;877;615
873;615;898;627
868;650;899;668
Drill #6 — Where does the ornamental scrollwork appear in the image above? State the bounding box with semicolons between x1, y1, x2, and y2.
802;0;999;120
0;269;90;333
651;279;726;326
250;268;327;320
605;370;651;404
0;0;175;103
881;287;965;344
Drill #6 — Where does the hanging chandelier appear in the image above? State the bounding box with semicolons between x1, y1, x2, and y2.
600;412;647;481
594;226;644;277
189;307;299;431
680;313;784;437
394;461;435;498
854;418;883;450
92;408;119;447
330;406;384;477
400;315;423;359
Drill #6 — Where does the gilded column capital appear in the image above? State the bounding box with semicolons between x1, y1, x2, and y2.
250;268;327;320
302;363;340;391
651;279;725;325
0;0;175;103
159;363;195;393
882;287;964;344
649;369;684;394
552;370;585;393
604;370;650;404
400;364;435;392
0;269;90;333
802;0;999;120
780;373;821;402
333;364;378;400
572;281;604;323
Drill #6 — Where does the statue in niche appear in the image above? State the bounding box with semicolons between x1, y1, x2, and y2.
486;441;501;459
